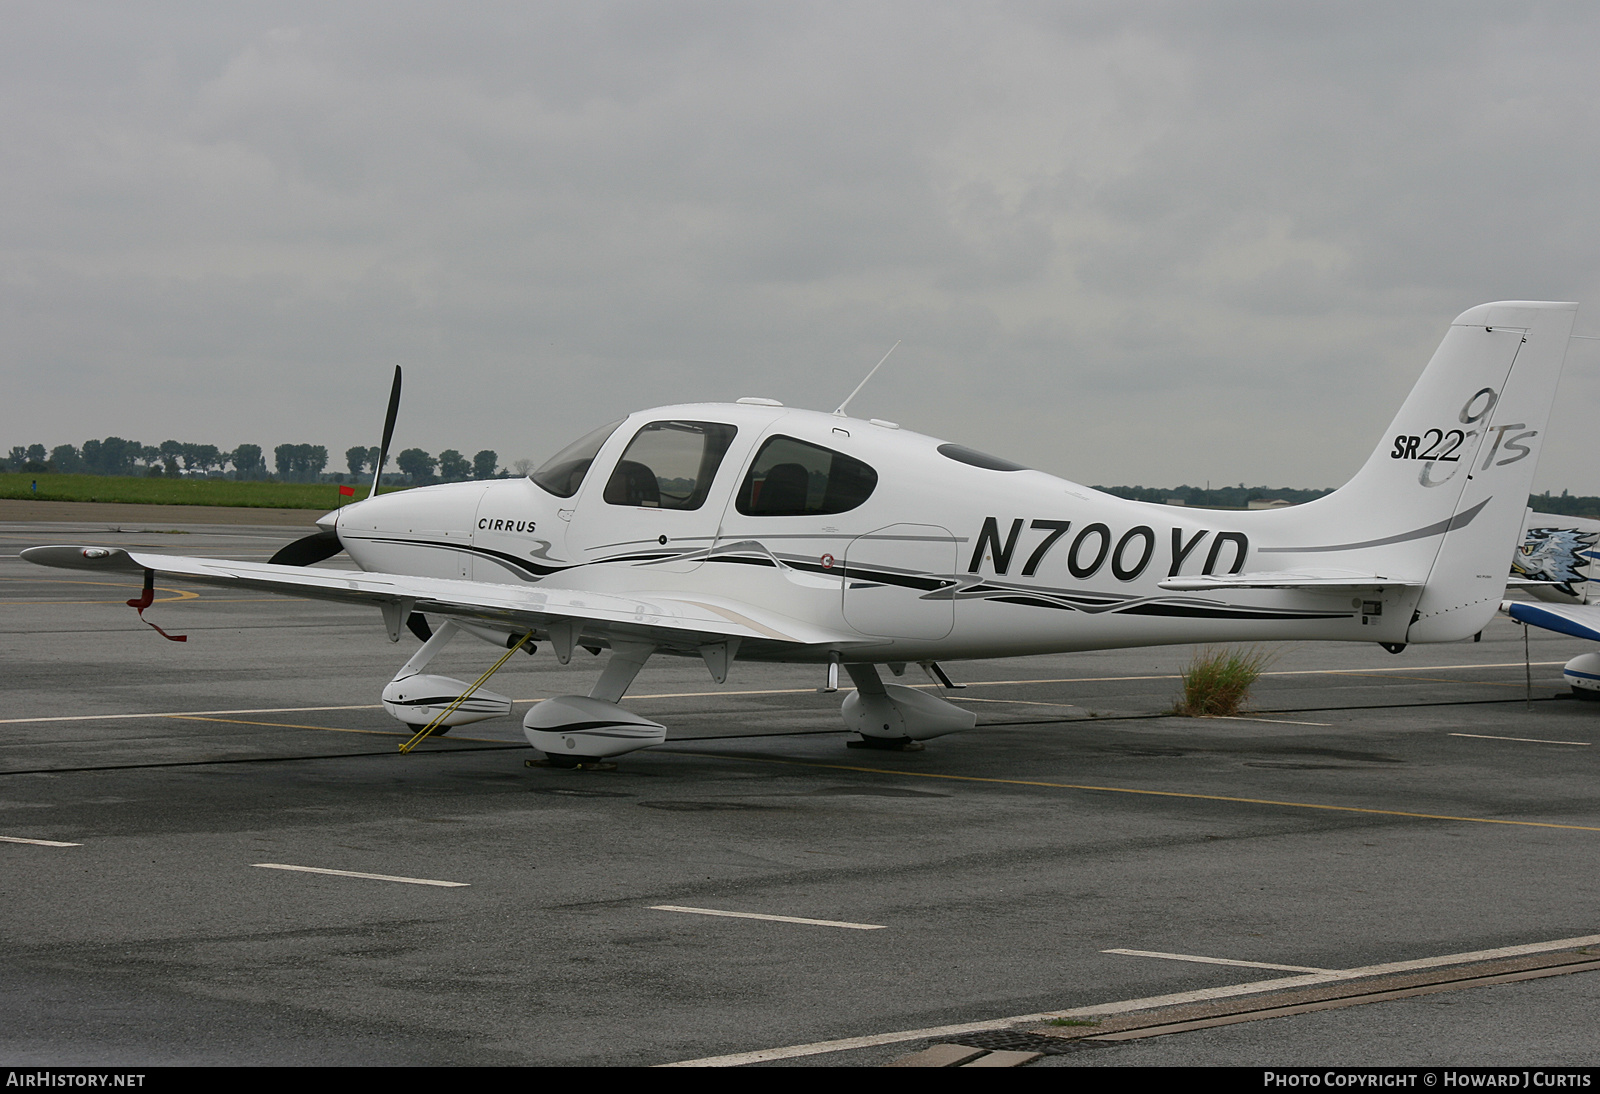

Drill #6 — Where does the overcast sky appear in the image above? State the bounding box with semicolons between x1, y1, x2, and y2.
6;1;1600;492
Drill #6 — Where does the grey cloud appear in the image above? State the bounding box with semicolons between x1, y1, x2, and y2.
4;2;1599;492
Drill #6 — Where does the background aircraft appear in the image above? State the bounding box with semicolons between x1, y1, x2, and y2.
24;301;1580;764
1503;511;1600;697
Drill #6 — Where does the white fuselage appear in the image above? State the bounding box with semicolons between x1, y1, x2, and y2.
334;402;1412;664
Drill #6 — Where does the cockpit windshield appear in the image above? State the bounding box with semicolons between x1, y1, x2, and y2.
530;419;623;498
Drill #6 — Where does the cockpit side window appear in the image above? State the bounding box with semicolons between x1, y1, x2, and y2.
602;420;738;510
531;419;623;499
735;435;878;516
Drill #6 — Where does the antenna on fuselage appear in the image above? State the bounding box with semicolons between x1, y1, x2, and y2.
370;366;402;499
834;340;901;417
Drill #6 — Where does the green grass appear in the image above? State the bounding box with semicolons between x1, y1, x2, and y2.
0;472;408;510
1176;645;1273;717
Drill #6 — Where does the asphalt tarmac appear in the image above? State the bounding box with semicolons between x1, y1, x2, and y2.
2;515;1597;1067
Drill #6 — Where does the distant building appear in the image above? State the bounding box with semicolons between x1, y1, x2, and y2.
1247;498;1292;510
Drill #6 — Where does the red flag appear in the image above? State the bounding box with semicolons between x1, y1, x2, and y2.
338;484;356;497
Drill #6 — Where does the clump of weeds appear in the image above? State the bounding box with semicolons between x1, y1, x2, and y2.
1175;645;1273;717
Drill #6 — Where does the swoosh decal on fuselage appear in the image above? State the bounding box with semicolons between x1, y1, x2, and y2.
346;535;1353;625
1257;498;1491;554
346;536;574;578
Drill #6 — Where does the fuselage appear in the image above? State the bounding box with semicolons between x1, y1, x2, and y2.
332;401;1410;663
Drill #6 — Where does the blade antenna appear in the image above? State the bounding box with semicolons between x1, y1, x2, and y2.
370;366;402;499
834;340;900;417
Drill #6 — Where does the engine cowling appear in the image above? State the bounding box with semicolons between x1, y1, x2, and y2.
381;674;513;728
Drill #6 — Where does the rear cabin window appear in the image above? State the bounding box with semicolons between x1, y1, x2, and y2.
735;435;878;516
936;443;1029;471
602;420;738;510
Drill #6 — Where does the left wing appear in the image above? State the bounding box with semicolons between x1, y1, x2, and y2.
1501;599;1600;643
21;545;857;655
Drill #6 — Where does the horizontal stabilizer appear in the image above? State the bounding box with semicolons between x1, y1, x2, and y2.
1501;600;1600;643
1159;569;1423;592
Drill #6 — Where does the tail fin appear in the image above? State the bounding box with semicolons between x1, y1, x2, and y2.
1257;301;1577;641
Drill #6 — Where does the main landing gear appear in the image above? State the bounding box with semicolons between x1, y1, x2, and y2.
522;642;667;764
838;662;975;751
382;619;979;766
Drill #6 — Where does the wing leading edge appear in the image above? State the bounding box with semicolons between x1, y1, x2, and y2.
1501;599;1600;643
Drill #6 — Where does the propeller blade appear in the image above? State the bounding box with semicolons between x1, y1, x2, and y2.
406;612;433;642
268;529;344;567
370;365;402;498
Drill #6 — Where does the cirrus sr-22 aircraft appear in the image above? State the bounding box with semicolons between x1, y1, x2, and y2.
25;300;1582;765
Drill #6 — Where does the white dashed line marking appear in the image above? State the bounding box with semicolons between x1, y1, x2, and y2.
1449;733;1589;746
651;905;885;930
252;863;469;887
1102;948;1333;973
0;835;81;847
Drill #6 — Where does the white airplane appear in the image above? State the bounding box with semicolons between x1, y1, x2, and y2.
23;300;1581;764
1502;511;1600;697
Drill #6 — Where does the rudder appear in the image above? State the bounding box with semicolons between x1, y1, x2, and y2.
1408;301;1577;640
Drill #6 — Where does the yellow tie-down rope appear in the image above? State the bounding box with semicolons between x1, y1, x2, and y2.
398;630;534;753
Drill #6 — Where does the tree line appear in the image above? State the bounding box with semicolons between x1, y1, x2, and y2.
6;438;511;485
1094;483;1337;508
9;445;1597;517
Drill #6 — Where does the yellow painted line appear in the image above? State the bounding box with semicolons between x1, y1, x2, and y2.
629;663;1568;698
0;577;198;604
661;752;1600;832
159;597;305;602
948;697;1081;709
577;662;1571;703
166;714;510;747
0;704;383;726
1266;662;1568;676
169;715;405;737
626;687;823;700
1317;672;1532;689
0;660;1572;727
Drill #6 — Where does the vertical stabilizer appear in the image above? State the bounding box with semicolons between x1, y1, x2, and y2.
1254;301;1576;642
1407;302;1576;640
